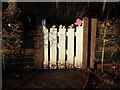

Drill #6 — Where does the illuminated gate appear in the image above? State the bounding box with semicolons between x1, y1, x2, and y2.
39;17;97;69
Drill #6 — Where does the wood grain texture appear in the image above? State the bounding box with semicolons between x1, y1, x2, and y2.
90;18;97;68
82;17;89;69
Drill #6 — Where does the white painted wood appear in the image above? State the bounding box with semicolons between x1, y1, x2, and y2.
43;26;49;69
58;28;66;69
75;21;84;68
43;22;84;69
67;28;74;69
49;28;57;69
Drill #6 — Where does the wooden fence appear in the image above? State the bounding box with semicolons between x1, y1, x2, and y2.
43;23;84;69
35;17;97;69
2;17;98;70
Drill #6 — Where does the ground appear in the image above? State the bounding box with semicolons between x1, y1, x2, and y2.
2;63;120;89
3;69;89;89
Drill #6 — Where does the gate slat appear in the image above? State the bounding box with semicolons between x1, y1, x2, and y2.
43;27;49;69
49;28;57;69
75;23;84;68
58;28;66;69
67;28;74;69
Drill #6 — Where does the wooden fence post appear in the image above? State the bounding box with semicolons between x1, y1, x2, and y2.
82;17;89;69
34;30;42;70
75;25;84;68
49;28;57;69
67;28;74;69
43;27;49;69
90;18;97;68
58;28;66;69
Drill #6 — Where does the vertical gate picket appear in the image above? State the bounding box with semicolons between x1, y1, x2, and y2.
43;26;49;69
75;21;84;68
66;28;74;69
58;28;66;69
49;28;57;69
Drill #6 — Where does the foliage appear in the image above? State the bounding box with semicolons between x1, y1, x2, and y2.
2;2;23;71
2;3;23;54
97;19;120;71
97;19;120;51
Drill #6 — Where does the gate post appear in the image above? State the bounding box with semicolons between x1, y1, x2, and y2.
34;28;42;70
34;20;46;70
82;17;89;69
90;18;97;68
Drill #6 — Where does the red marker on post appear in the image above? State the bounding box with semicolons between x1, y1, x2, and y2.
75;19;82;26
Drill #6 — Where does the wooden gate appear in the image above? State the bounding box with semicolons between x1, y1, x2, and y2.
43;17;84;69
34;17;97;69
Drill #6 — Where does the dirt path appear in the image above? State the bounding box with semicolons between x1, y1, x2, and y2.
17;69;89;88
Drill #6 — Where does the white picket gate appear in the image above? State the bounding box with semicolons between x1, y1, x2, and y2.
43;20;84;69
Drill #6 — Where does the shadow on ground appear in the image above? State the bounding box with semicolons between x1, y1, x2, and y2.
3;69;89;89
